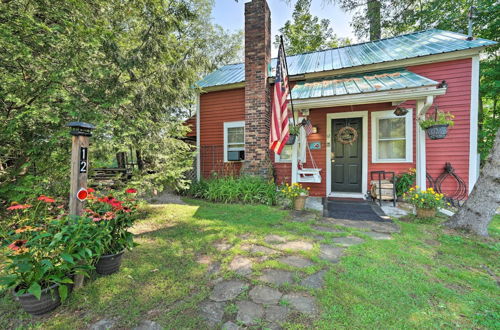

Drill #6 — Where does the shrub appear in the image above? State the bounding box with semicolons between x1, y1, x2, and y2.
395;168;416;197
187;176;278;205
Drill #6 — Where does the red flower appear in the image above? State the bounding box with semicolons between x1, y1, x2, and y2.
38;195;56;203
7;204;32;211
125;188;137;194
103;211;116;220
87;188;95;193
8;240;27;251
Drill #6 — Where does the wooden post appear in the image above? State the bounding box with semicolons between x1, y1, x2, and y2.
67;122;95;289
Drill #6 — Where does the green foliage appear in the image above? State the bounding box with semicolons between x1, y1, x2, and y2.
187;176;279;205
275;0;350;55
394;168;416;197
419;110;455;129
0;0;242;203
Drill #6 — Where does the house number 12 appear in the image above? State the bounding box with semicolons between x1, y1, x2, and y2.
80;147;88;173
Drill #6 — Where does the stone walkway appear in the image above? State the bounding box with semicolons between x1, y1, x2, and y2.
198;212;400;329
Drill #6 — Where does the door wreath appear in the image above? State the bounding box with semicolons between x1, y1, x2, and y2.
336;126;358;145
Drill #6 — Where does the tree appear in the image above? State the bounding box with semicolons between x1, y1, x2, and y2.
444;128;500;236
275;0;350;55
0;0;242;202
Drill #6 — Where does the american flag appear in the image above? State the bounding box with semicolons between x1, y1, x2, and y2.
302;119;313;136
269;41;290;155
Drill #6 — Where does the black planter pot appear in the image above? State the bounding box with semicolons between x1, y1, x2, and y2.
96;250;125;275
16;283;61;316
425;124;449;140
285;134;297;145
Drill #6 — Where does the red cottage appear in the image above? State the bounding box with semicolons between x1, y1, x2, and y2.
193;0;496;200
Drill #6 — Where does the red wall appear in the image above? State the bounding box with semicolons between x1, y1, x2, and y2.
198;58;473;197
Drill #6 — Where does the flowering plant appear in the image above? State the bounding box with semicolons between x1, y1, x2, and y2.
280;182;309;206
419;111;455;129
403;186;446;210
0;216;106;301
84;188;139;254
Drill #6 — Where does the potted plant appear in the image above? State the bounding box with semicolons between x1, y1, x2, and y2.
403;186;446;218
0;203;105;315
85;188;139;275
280;182;310;211
286;125;301;145
419;108;455;140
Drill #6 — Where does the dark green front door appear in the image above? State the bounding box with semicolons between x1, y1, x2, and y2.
331;118;362;193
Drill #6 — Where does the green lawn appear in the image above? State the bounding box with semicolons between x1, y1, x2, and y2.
1;200;498;329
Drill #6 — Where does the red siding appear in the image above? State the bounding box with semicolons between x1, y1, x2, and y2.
199;88;245;177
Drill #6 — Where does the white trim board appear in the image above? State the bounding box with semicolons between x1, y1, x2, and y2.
326;111;369;197
469;56;480;193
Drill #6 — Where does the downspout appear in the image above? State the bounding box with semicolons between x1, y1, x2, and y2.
196;92;201;181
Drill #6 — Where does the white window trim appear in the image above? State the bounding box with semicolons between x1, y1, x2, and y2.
276;117;306;163
371;109;413;163
223;121;245;162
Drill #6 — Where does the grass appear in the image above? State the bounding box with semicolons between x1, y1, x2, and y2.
0;201;498;329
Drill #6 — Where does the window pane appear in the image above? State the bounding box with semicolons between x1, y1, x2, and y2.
279;145;292;161
227;127;244;143
379;118;405;138
378;140;406;159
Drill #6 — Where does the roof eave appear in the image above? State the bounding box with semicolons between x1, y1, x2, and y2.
291;86;447;110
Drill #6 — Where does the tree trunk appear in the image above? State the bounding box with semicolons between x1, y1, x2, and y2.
444;128;500;236
368;0;381;41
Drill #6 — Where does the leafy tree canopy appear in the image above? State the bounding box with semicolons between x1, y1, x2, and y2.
275;0;350;55
0;0;242;203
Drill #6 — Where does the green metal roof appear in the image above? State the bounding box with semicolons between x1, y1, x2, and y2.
290;69;438;100
197;29;496;88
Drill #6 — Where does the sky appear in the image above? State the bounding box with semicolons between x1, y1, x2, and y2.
211;0;356;57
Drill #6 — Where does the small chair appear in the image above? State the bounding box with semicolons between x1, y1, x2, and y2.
370;171;396;207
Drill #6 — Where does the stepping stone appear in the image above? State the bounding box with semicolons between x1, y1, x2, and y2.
214;241;232;251
364;231;392;240
265;234;288;243
249;285;282;304
332;236;365;247
259;269;294;286
90;319;115;330
278;255;313;268
265;305;290;323
236;301;264;325
323;218;400;234
199;301;225;327
222;321;241;330
281;292;318;315
240;244;277;255
319;244;344;263
207;261;221;275
229;256;253;276
132;320;162;330
312;225;342;233
197;255;212;265
209;280;247;302
276;241;313;251
290;210;316;222
300;270;326;289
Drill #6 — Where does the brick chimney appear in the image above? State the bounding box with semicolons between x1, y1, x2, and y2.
241;0;273;178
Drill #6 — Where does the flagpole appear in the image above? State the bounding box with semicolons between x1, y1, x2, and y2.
280;35;296;127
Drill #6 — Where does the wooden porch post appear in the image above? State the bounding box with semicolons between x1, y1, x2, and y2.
291;139;298;184
415;96;434;190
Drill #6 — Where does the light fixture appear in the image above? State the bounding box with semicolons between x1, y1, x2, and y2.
393;107;409;116
312;126;318;134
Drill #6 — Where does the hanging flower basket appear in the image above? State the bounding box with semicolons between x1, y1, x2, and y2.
285;134;297;145
425;124;449;140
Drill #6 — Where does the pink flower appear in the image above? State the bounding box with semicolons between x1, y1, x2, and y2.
38;195;56;203
125;188;137;194
87;188;95;193
8;240;27;251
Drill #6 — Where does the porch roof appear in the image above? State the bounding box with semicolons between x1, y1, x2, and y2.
290;69;438;100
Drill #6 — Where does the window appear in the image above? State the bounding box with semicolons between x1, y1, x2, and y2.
371;109;412;163
276;118;306;163
224;121;245;162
